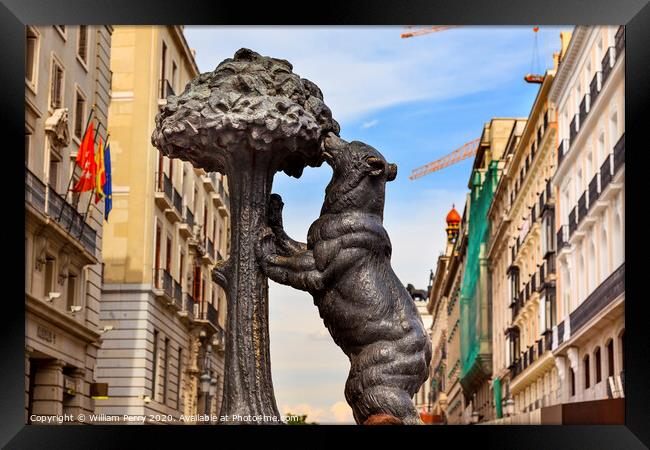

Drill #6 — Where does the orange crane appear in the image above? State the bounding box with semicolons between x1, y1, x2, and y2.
400;25;458;39
409;138;480;180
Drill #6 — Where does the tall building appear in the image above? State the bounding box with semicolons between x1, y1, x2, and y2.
549;26;625;412
95;26;231;423
486;54;561;422
459;118;525;423
419;205;465;424
413;293;434;418
25;25;113;423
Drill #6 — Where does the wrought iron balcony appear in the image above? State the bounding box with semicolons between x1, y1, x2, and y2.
557;139;569;167
590;71;602;105
568;207;577;237
614;133;625;173
579;94;590;126
589;172;601;206
557;225;570;249
538;262;546;292
25;168;46;212
601;47;616;85
184;293;195;321
569;114;579;144
173;188;182;216
557;321;565;346
207;238;215;260
615;26;625;58
570;263;624;336
172;279;183;309
578;191;588;225
154;268;173;300
600;154;613;192
155;171;173;210
185;206;195;229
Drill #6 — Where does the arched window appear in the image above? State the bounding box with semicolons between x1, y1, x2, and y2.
570;368;576;397
607;339;615;377
584;354;591;389
600;223;609;282
619;329;625;372
595;347;602;383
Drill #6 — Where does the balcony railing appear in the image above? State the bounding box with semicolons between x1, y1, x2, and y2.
206;302;218;328
156;172;173;202
25;169;47;212
600;154;613;192
568;207;577;237
577;191;588;225
557;225;570;249
154;268;173;299
207;238;215;259
570;263;624;336
615;26;625;58
172;279;183;309
590;71;602;105
579;94;590;126
185;206;195;228
614;133;625;173
601;47;616;85
173;188;182;215
569;115;579;144
557;139;569;167
589;172;601;206
184;293;195;321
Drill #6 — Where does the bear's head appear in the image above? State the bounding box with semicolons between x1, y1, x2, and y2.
320;133;397;217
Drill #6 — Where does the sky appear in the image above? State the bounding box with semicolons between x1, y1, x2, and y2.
184;25;570;424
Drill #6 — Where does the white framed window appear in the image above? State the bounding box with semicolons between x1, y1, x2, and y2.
76;25;89;69
609;108;619;148
597;129;606;166
49;54;65;110
66;271;78;309
73;87;87;141
25;26;40;92
48;146;62;193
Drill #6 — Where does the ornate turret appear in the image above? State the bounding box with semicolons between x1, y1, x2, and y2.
445;205;461;244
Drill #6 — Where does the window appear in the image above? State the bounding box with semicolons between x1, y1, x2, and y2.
600;223;609;282
50;58;64;109
160;41;167;98
614;212;623;267
179;252;185;289
607;339;614;377
49;148;61;192
545;289;556;331
193;266;201;301
77;25;88;64
569;368;576;397
26;27;39;87
74;89;86;139
588;240;596;293
66;273;77;309
43;256;55;298
162;337;170;404
25;130;31;166
609;110;618;146
171;61;178;92
584;355;590;389
166;236;172;273
597;131;606;166
155;224;162;276
595;347;602;383
152;329;159;398
176;347;183;407
193;186;199;213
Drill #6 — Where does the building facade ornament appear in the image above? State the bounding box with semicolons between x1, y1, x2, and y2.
44;107;71;148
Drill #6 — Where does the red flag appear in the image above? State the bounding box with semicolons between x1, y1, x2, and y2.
72;121;97;193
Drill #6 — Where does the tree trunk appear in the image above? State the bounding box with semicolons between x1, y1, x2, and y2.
217;150;280;424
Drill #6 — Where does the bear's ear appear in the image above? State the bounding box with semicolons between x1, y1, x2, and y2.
387;163;397;181
366;156;386;176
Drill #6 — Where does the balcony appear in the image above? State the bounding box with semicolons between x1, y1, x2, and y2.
172;188;183;218
579;94;590;126
615;26;625;58
207;238;215;261
199;238;215;265
601;47;616;85
569;263;624;336
179;206;196;239
577;191;588;225
196;301;221;333
557;225;570;249
589;172;601;206
172;279;183;310
614;133;625;173
153;268;174;303
181;293;196;322
202;173;217;193
154;172;173;211
569;115;579;145
590;72;602;105
557;139;569;168
568;207;577;237
600;154;613;192
25;169;97;256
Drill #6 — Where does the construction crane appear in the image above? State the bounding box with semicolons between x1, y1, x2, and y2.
409;138;481;180
400;25;458;39
524;26;545;83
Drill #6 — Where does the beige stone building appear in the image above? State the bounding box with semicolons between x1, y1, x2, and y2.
550;25;625;412
485;51;562;422
413;287;433;416
25;25;113;423
95;26;230;423
423;203;468;424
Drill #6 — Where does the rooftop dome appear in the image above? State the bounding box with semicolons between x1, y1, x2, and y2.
446;205;461;225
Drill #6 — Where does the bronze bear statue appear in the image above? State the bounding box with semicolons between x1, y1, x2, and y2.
257;132;432;425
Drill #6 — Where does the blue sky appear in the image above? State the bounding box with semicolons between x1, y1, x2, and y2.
184;25;570;423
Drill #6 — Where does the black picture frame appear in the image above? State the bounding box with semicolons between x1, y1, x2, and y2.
2;0;648;448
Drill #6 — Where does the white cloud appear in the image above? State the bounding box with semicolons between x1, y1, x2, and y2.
361;119;379;129
330;401;354;424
